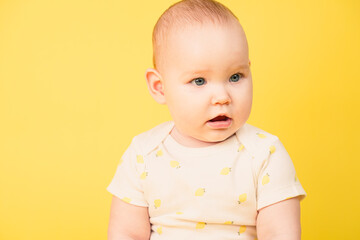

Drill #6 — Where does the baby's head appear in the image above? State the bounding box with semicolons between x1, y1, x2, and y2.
145;0;253;147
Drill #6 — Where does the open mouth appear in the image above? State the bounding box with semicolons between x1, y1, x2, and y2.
207;115;232;129
209;115;230;122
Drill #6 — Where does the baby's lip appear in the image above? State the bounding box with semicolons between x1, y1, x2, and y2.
206;114;232;129
208;114;231;122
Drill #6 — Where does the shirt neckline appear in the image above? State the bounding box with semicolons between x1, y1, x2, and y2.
163;133;239;158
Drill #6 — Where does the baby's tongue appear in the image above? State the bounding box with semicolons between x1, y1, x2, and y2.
210;116;228;122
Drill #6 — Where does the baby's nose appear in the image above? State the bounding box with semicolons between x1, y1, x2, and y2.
211;87;231;105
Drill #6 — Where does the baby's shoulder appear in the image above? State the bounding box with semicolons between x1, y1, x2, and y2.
236;123;279;155
130;121;174;155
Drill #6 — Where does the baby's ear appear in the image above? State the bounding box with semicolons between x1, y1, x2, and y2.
145;68;166;104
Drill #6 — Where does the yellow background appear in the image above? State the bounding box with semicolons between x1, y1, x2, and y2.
0;0;359;239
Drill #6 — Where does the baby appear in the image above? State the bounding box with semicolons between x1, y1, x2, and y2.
107;0;306;239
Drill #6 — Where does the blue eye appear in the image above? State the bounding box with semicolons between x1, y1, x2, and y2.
229;73;242;82
191;78;206;86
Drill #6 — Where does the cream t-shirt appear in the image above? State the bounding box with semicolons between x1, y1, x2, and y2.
107;121;306;239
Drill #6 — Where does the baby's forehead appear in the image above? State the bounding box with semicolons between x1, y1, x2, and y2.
159;19;240;47
158;23;249;76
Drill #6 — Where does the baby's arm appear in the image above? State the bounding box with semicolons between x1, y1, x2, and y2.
256;197;301;240
108;196;151;240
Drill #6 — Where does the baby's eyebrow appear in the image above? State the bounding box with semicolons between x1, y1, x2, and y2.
181;64;250;78
181;69;210;78
234;64;250;69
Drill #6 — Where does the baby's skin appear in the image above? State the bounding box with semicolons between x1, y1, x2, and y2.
108;19;302;240
146;20;252;148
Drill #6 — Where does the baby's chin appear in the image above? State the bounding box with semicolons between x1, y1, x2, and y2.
193;130;238;146
171;123;242;147
203;133;236;143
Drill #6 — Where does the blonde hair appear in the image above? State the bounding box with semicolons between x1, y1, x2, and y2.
152;0;239;71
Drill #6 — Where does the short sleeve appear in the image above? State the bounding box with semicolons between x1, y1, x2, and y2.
256;137;306;210
106;139;148;207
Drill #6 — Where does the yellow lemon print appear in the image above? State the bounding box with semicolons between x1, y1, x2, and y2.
140;171;148;180
220;167;231;175
196;222;206;229
238;193;247;204
118;158;123;166
156;149;163;157
238;144;244;151
122;197;131;203
156;226;162;234
269;145;276;154
154;199;161;208
224;221;233;225
195;188;205;196
262;173;270;185
238;225;246;235
257;133;266;138
136;155;144;163
170;160;180;169
295;175;298;182
176;211;183;215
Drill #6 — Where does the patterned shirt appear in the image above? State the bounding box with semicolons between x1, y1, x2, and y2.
107;121;306;239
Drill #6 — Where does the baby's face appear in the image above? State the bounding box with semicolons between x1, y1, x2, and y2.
159;21;253;147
